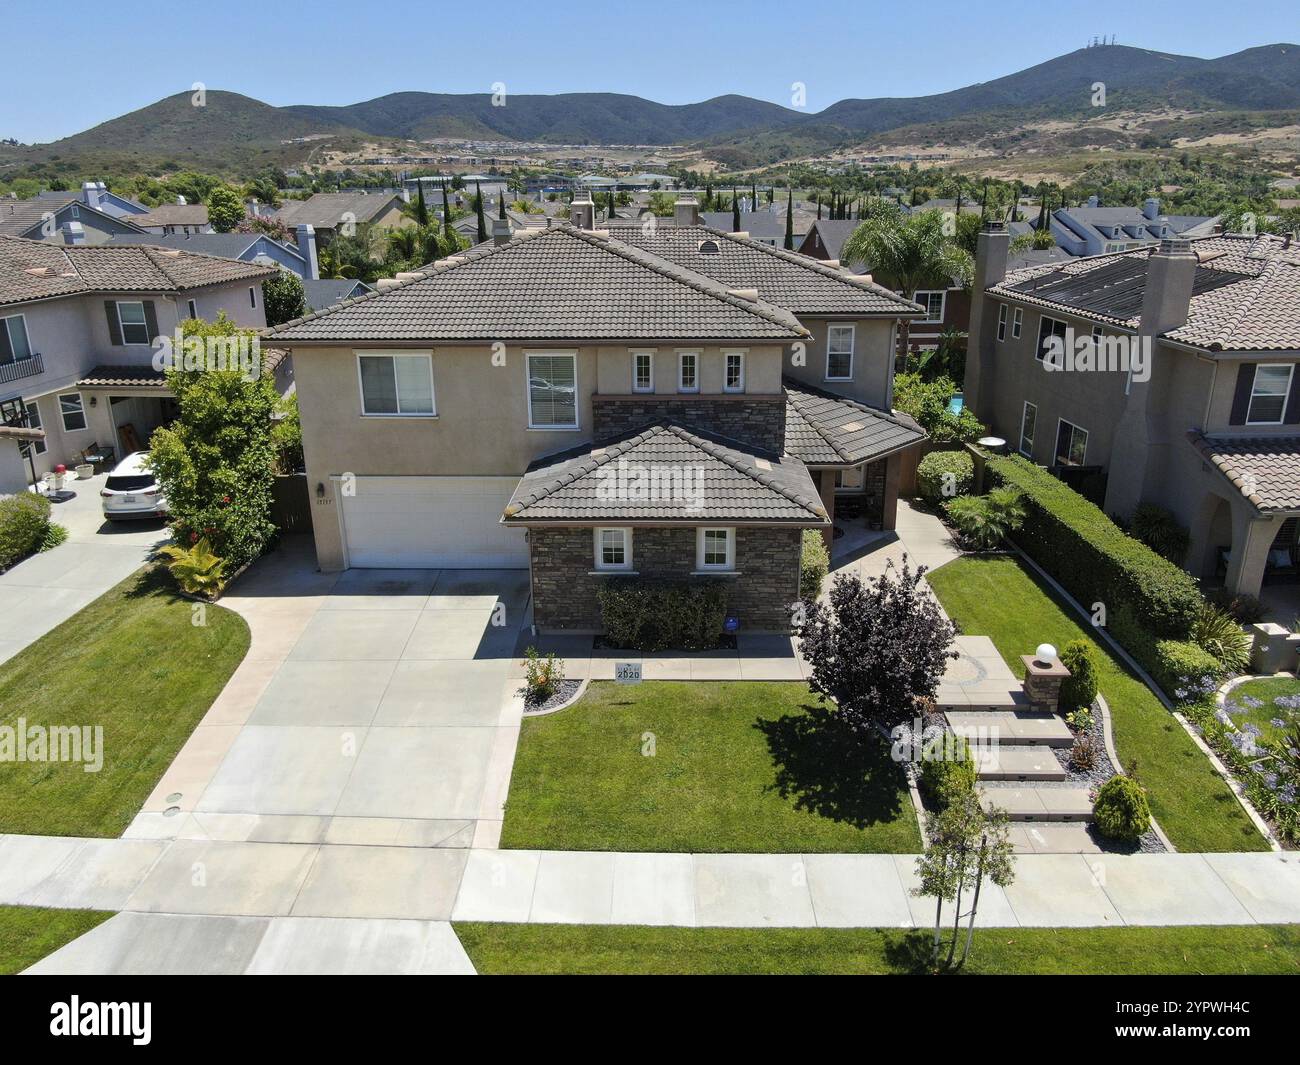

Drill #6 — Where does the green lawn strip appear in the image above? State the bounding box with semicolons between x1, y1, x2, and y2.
0;906;113;975
926;556;1267;853
1225;676;1300;744
0;565;249;837
500;680;920;853
454;922;1300;975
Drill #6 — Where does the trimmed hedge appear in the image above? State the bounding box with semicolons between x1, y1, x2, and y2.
984;455;1200;678
799;529;829;602
1152;639;1224;697
917;450;973;504
597;579;728;652
0;493;54;571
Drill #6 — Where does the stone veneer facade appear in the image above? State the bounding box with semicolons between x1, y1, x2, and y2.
529;525;804;633
592;395;785;453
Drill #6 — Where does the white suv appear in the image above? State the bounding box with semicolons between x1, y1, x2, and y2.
100;452;167;521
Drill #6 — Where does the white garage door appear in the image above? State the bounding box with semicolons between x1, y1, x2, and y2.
340;476;528;569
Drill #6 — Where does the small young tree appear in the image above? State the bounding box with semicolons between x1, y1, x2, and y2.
261;269;306;327
797;556;958;734
205;184;246;232
913;790;1015;969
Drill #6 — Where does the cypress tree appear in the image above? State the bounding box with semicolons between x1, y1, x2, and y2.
475;182;487;244
441;181;454;247
498;184;507;220
732;188;741;231
751;183;758;211
415;182;429;226
784;186;794;250
816;194;822;220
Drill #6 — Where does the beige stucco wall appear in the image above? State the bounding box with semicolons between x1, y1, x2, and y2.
594;344;783;394
782;317;895;408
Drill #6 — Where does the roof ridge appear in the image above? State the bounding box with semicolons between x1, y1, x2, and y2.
505;424;667;513
663;423;825;517
785;377;921;437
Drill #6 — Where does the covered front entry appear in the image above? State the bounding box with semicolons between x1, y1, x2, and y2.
814;448;909;550
339;475;528;569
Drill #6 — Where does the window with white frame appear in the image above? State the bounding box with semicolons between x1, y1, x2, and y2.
996;303;1008;342
357;353;435;416
632;351;654;392
834;465;865;491
678;351;699;393
724;351;745;392
696;527;735;571
526;353;578;428
826;325;854;380
0;314;32;364
1247;364;1294;425
1012;306;1023;338
115;301;149;345
18;400;44;457
59;392;87;432
913;290;945;323
594;527;632;570
1019;401;1037;457
1054;419;1088;467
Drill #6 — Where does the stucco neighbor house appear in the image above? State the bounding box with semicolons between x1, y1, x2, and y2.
264;194;927;634
0;236;275;480
964;221;1300;606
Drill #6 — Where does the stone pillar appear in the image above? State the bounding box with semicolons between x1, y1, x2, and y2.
817;469;837;550
1249;623;1300;675
1020;654;1071;713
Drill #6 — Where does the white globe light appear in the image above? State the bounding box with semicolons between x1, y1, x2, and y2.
1035;643;1057;663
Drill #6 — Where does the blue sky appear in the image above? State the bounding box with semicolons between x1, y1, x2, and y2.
4;0;1294;143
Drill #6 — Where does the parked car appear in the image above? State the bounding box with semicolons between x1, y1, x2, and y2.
101;452;167;520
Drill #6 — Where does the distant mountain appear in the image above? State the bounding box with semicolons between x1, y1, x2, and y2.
12;43;1299;174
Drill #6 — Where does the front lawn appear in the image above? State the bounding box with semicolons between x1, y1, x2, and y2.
500;681;921;853
455;922;1300;975
0;906;112;975
927;556;1267;852
0;565;249;837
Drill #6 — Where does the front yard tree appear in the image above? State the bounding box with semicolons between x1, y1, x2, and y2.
206;184;246;232
262;269;306;327
914;791;1015;969
149;316;279;571
797;557;958;733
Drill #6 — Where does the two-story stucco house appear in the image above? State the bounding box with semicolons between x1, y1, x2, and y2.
0;235;275;480
264;194;927;634
964;221;1300;605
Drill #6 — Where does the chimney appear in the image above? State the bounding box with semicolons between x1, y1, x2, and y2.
296;223;319;280
1143;196;1160;221
962;220;1011;419
491;217;512;246
61;221;86;245
973;219;1010;293
1139;237;1197;336
674;194;700;227
569;190;595;230
1086;194;1100;208
80;181;101;211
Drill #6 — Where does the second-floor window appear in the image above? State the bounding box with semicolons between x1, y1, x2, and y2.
996;304;1008;342
0;314;32;364
1036;315;1068;363
527;352;578;428
826;325;854;380
632;351;654;393
724;351;745;392
115;301;150;345
678;351;699;393
357;353;435;416
1247;364;1294;425
1012;307;1023;338
913;290;945;324
1019;401;1037;456
187;299;198;319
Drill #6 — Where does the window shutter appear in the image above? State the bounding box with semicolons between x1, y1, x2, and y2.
0;321;12;362
142;301;159;342
1228;363;1256;426
104;301;122;345
1285;366;1300;425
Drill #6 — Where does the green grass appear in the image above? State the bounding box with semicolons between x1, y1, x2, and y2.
500;681;921;853
0;565;249;837
0;906;112;975
927;556;1268;853
1225;676;1300;744
455;922;1300;975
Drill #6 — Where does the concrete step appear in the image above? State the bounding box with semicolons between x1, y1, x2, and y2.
971;747;1068;782
936;685;1034;713
946;710;1075;748
978;785;1094;822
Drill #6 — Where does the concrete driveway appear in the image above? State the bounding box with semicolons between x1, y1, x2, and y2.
128;543;530;857
0;475;166;664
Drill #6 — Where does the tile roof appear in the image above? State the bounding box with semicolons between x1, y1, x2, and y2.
105;232;303;262
991;235;1300;353
0;235;275;308
783;381;926;465
301;278;372;311
605;223;924;316
77;365;167;388
128;204;210;228
0;195;145;238
503;422;828;524
273;192;404;229
799;219;864;262
1187;431;1300;512
264;223;809;343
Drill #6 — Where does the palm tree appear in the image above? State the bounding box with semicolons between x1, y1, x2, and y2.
386;226;422;264
841;210;974;364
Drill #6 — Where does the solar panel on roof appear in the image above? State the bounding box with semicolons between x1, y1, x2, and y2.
1007;260;1244;319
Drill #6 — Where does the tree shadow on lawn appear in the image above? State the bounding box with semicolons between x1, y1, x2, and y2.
754;702;909;829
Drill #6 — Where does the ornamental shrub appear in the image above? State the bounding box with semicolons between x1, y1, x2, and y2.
1059;639;1100;713
1189;601;1250;674
1130;503;1190;565
1093;775;1152;841
917;449;973;504
919;738;977;810
799;529;829;601
597;579;728;651
1152;638;1225;697
0;492;53;570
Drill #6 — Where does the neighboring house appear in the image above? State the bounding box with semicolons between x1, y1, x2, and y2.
965;223;1300;602
700;209;814;249
0;236;274;480
126;202;212;236
798;219;864;268
0;194;147;245
301;278;372;312
1047;196;1219;256
273;192;412;257
264;194;926;634
105;232;310;278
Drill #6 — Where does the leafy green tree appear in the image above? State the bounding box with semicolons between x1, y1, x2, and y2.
205;184;246;232
148;316;279;570
261;269;306;327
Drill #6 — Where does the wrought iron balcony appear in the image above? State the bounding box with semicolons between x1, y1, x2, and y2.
0;352;44;385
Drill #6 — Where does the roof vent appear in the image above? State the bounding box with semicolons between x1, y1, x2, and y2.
157;248;182;257
697;239;721;254
754;458;772;471
823;259;840;268
727;287;759;303
733;231;750;240
24;266;57;277
840;421;865;433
